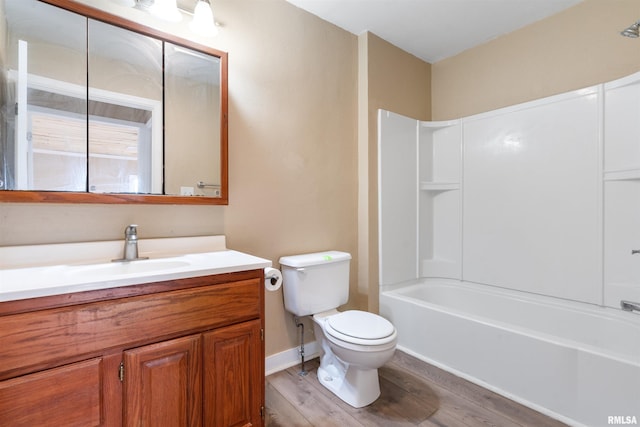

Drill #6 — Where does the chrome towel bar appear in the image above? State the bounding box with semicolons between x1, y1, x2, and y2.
197;181;221;189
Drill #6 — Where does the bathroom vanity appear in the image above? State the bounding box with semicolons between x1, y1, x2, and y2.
0;237;269;427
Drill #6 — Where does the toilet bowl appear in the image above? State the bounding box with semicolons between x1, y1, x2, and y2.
312;309;397;408
279;251;397;407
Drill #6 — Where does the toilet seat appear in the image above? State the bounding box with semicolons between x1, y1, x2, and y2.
324;310;396;346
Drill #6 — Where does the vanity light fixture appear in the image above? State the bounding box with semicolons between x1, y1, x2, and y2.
121;0;219;35
190;0;218;37
620;20;640;38
149;0;182;22
113;0;136;6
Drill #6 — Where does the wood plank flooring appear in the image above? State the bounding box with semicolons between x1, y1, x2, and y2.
265;350;568;427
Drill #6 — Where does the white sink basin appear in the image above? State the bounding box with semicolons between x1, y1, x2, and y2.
70;259;191;278
0;237;271;302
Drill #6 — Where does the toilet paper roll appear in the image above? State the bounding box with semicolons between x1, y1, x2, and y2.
264;267;283;291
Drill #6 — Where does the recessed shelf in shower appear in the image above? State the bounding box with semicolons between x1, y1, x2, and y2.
420;181;460;191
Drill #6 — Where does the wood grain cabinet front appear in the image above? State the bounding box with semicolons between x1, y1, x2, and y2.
124;335;203;427
0;270;265;427
203;319;263;427
0;358;105;427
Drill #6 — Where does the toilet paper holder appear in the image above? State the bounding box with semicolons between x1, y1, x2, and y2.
264;267;283;291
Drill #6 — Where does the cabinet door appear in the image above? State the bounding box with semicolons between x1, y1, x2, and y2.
203;319;263;427
124;334;202;427
0;358;104;427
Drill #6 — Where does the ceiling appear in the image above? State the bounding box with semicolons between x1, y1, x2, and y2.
285;0;583;63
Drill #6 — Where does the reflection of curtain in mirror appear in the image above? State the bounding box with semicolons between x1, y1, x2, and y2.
15;40;27;189
87;19;163;195
24;93;150;193
88;118;141;193
0;34;10;191
25;87;88;192
87;98;155;194
30;111;86;191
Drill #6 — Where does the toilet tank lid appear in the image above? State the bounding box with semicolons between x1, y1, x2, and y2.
279;251;351;268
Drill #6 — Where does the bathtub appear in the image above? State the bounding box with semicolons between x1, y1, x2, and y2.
379;279;640;427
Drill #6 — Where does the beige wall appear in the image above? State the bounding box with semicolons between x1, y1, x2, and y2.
432;0;640;119
217;0;358;356
0;0;359;357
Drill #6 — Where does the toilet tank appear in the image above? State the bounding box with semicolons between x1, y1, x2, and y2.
279;251;351;317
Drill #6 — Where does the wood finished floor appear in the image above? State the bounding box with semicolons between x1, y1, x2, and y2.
265;351;568;427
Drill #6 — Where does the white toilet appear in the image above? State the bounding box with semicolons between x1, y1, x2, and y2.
279;251;397;408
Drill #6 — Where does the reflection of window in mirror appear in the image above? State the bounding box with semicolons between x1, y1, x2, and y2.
88;19;162;195
29;105;86;192
30;106;149;193
29;101;158;194
16;73;159;194
88;100;155;194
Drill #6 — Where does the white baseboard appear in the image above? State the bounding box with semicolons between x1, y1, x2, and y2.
265;341;319;376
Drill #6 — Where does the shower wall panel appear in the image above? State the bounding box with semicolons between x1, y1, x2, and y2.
378;110;418;285
604;180;640;307
603;72;640;308
462;88;602;304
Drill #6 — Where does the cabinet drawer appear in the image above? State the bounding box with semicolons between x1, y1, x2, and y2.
0;358;103;427
0;277;261;380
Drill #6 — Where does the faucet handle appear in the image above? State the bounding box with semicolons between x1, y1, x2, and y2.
125;224;139;237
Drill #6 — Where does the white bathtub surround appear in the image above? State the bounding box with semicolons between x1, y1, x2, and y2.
378;71;640;427
379;88;604;304
379;71;640;308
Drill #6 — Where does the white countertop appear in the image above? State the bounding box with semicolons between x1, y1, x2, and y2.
0;236;271;302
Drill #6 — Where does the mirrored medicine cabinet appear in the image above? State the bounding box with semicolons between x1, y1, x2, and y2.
0;0;228;204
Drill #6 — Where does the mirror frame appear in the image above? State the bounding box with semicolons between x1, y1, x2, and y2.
0;0;228;205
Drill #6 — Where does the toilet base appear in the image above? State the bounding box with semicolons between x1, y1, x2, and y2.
317;357;381;408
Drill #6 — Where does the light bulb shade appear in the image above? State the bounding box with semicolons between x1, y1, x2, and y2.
113;0;136;6
190;0;218;37
150;0;182;22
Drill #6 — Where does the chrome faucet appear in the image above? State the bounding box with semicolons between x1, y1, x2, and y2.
621;300;640;313
113;224;148;262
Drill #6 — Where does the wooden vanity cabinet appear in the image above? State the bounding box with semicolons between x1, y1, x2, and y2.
124;334;203;427
0;269;265;427
0;357;106;426
203;320;263;427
